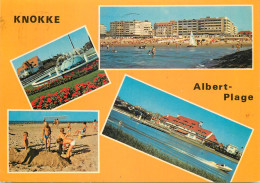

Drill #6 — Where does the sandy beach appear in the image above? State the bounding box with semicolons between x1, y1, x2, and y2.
9;122;98;172
100;37;252;47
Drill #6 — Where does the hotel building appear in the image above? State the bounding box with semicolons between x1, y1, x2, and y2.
154;20;178;37
154;16;238;37
159;115;219;145
178;16;237;36
17;56;43;79
110;20;153;37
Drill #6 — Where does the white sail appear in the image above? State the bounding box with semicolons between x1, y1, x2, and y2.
189;31;197;46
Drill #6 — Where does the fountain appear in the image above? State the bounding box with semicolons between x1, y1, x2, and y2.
31;35;98;87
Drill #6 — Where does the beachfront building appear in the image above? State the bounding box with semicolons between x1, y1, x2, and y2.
225;144;238;155
17;56;43;79
159;115;219;145
110;20;153;38
154;20;178;37
238;30;252;37
178;19;198;36
100;24;107;38
178;16;237;36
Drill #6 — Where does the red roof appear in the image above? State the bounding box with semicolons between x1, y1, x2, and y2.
155;22;170;25
17;56;40;75
238;31;252;35
160;115;213;137
207;134;219;144
155;21;176;26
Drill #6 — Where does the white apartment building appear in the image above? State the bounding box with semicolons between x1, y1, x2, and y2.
100;24;107;36
178;16;238;36
110;20;153;37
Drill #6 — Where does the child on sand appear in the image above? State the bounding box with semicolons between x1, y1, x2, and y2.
92;120;98;132
58;128;67;154
56;119;59;127
67;122;72;136
57;137;76;163
23;132;29;150
42;121;51;151
74;122;87;136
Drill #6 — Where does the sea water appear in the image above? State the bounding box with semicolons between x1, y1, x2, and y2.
105;110;238;182
100;46;251;69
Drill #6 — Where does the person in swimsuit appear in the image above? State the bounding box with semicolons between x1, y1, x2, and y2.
57;137;76;163
42;121;51;151
74;122;87;136
92;120;98;132
152;46;156;56
56;119;59;127
67;122;72;136
23;132;29;150
58;128;69;154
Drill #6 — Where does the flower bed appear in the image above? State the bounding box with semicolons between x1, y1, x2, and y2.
31;73;109;110
26;59;99;96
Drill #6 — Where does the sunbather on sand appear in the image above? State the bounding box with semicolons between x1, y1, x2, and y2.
74;122;87;136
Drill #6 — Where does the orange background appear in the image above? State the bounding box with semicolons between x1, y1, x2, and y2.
0;0;259;182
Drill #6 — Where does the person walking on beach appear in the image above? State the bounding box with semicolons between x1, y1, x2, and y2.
152;46;156;56
106;44;109;51
42;121;51;151
57;137;76;163
23;132;29;150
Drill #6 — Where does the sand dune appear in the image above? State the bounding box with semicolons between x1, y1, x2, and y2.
9;122;98;172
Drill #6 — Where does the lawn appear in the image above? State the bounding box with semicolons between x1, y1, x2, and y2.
27;70;106;101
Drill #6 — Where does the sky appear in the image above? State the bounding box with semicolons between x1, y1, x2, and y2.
100;6;252;32
116;76;252;149
9;111;98;122
12;27;91;70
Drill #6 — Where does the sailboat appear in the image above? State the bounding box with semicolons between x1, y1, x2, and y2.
187;31;197;47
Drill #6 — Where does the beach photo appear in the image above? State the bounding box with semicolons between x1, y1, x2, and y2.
11;26;110;110
101;75;253;182
8;110;99;172
99;6;252;69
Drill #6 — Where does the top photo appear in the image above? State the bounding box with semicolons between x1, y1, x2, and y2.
99;6;253;69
